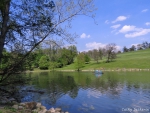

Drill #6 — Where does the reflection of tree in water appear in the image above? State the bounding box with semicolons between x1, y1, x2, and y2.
90;75;123;98
26;72;150;105
47;75;78;104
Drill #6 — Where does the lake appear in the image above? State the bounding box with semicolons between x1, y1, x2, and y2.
21;71;150;113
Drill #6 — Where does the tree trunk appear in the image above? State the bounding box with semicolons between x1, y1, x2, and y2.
0;37;5;61
0;1;10;62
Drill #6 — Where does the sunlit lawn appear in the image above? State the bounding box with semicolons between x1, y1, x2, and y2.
57;48;150;70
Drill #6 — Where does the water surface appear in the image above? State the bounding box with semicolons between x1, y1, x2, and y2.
22;71;150;113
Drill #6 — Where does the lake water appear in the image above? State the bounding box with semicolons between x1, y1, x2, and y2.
22;71;150;113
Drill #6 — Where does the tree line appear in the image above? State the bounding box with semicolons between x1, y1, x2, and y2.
1;43;118;71
123;41;150;52
1;41;150;72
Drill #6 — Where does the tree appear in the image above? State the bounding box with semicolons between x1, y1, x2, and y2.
68;45;78;63
92;49;99;63
98;47;103;60
49;61;57;71
105;43;117;63
129;45;136;51
0;0;96;99
39;56;49;70
142;41;149;49
84;54;91;63
123;46;128;52
75;53;85;71
137;44;143;50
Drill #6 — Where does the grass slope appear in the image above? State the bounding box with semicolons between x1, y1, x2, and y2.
57;48;150;70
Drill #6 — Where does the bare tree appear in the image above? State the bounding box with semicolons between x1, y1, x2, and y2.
92;49;99;63
98;47;103;60
137;44;143;50
105;43;117;63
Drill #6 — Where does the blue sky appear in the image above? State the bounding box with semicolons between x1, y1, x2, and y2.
68;0;150;51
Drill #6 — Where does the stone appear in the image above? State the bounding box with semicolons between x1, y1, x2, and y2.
25;102;37;110
32;109;39;113
55;108;61;112
24;109;31;113
18;106;24;110
38;109;47;113
37;107;41;111
36;102;42;108
40;105;46;110
12;105;18;110
20;102;26;106
49;107;55;113
45;110;51;113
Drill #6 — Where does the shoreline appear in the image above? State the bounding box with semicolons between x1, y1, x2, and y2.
26;68;150;73
0;102;68;113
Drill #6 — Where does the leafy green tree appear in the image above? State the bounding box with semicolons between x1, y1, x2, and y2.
49;62;58;71
0;49;11;70
84;54;91;63
75;53;85;71
39;56;49;70
60;46;77;66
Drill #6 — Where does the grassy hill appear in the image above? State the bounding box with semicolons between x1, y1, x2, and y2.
57;48;150;70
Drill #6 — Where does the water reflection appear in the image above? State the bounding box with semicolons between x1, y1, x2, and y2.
22;71;150;113
95;73;102;77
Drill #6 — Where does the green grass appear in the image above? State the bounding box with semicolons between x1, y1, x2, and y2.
0;106;17;113
57;48;150;70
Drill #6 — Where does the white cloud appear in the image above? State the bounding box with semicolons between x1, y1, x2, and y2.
125;29;150;38
80;33;91;38
86;42;106;49
141;9;148;12
105;20;109;24
145;22;150;26
85;42;121;51
115;46;121;51
119;25;137;33
87;90;102;98
112;16;128;23
131;43;138;47
119;25;150;38
110;24;121;29
87;35;91;38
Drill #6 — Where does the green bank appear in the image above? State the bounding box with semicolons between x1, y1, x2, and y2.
57;48;150;71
